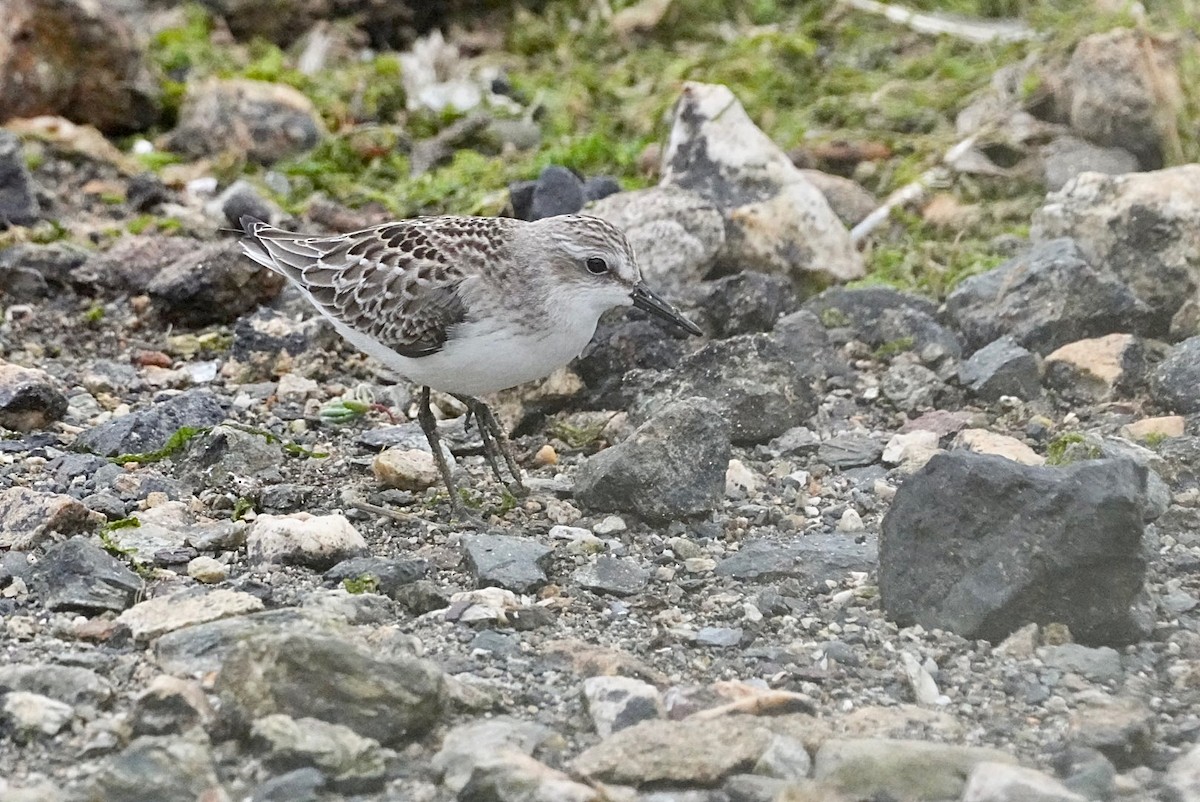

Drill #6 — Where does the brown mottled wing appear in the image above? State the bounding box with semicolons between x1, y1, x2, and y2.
241;217;515;358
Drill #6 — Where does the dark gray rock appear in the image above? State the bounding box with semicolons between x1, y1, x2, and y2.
958;336;1041;401
574;397;730;523
250;714;386;793
715;535;878;587
0;487;100;550
804;286;961;368
1151;336;1200;413
769;310;851;383
1054;746;1117;802
880;452;1148;646
879;362;944;412
231;308;335;380
1039;643;1124;684
74;390;226;458
945;239;1151;354
636;334;816;446
462;534;552;593
818;435;883;469
130;678;212;737
147;239;285;326
72;235;199;295
583;176;621;203
575;317;690;408
692;271;797;338
529;165;585;220
0;362;68;432
218;180;275;229
28;537;142;613
0;663;114;707
88;735;221;802
215;632;446;745
0;131;40;228
0;242;87;300
154;609;336;675
175;424;283;492
252;768;327;802
573;556;649;596
325;556;427;598
126;172;172;213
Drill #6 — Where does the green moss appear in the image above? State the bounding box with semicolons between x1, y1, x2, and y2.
818;307;851;328
232;497;254;521
99;517;140;557
82;304;105;324
873;337;916;360
548;419;608;450
1142;431;1169;448
111;426;210;465
1045;432;1101;466
343;575;379;594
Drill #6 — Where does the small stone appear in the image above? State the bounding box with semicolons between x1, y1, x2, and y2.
187;556;228;583
592;516;627;536
251;714;386;792
1122;416;1186;442
0;132;40;228
28;536;141;612
130;676;214;737
882;430;941;472
463;534;552;593
1044;333;1144;402
324;556;426;599
958;337;1041;402
0;360;68;431
695;626;743;647
247;513;369;569
432;717;553;793
275;372;319;401
814;738;1016;800
1039;643;1124;684
88;735;222;802
818;434;883;469
756;733;814;781
73;388;226;458
0;490;102;550
1041;135;1139;193
837;509;865;533
1151;336;1200;414
2;691;74;738
952;429;1044;466
528;165;585;220
372;448;440;491
533;444;558;466
880;362;942;412
573;556;649;597
1069;697;1155;768
118;588;265;641
726;458;759;497
582;675;662;738
962;761;1088;802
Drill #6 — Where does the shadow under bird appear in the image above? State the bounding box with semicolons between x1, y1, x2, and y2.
239;213;702;516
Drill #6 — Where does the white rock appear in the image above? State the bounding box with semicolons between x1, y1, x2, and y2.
962;761;1088;802
117;588;264;641
247;512;368;567
952;429;1045;466
1166;742;1200;802
837;509;865;533
276;372;319;401
592;515;627;536
373;448;441;491
2;691;74;737
882;430;941;470
582;675;662;738
186;556;228;583
725;458;759;497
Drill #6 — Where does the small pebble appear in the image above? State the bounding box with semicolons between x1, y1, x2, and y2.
187;556;228;584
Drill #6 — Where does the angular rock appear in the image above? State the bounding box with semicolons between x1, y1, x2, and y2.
251;714;386;793
247;513;369;569
130;676;214;737
457;751;599;802
0;242;87;300
250;767;327;802
880;362;943;412
1039;643;1123;684
586;186;725;297
818;434;883;469
1;691;74;739
147;239;285;327
372;448;440;491
661;82;864;288
1061;28;1181;169
574;397;730;523
797;169;877;227
1122;415;1186;443
433;716;553;793
28;536;141;612
117;588;265;641
462;534;552;594
0;131;40;228
573;556;649;597
165;78;324;164
582;676;662;738
324;556;426;598
87;735;223;802
1151;335;1200;414
1031;166;1200;334
1069;697;1155;769
574;317;690;409
814;738;1016;800
0;487;102;550
154;608;342;675
72;235;199;295
1040;135;1138;193
952;429;1044;467
961;761;1087;802
880;452;1148;645
636;334;817;446
176;424;283;492
527;164;585;220
216;632;445;745
0;361;67;432
0;663;113;708
0;0;160;132
715;536;877;587
958;336;1041;402
1044;333;1144;402
805;286;961;368
692;271;797;338
945;238;1150;354
73;389;226;458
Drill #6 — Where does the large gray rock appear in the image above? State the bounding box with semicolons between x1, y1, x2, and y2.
880;452;1148;646
574;397;730;523
804;286;960;369
661;82;864;290
462;534;552;593
1040;135;1138;193
29;536;142;613
74;389;227;458
692;271;797;339
0;131;40;228
87;735;222;802
958;336;1040;402
1152;336;1200;414
0;489;101;550
147;240;285;327
1032;166;1200;335
635;334;817;446
216;632;446;745
945;238;1150;354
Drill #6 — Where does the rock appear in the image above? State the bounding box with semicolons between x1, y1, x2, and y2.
0;663;113;707
1;691;74;739
573;556;649;597
715;535;877;587
636;335;817;446
432;717;553;793
1040;135;1138;193
230;307;336;381
961;761;1088;802
818;434;883;469
176;424;283;492
1039;643;1124;684
880;452;1148;645
1069;697;1155;769
814;738;1016;800
0;132;40;228
574;397;730;522
1044;333;1144;402
952;429;1045;466
661;82;864;289
0;361;67;431
187;556;228;584
87;735;223;802
945;238;1150;354
1122;415;1186;442
147;240;285;327
574;317;691;408
882;430;942;472
216;632;445;745
456;751;599;802
771;309;850;382
247;513;368;569
695;626;743;647
0;490;101;551
572;714;827;785
324;556;426;598
880;362;943;412
117;588;265;641
462;534;552;594
0;0;160;132
692;271;797;338
586;186;725;297
725;458;759;497
250;714;386;793
796;169;877;227
1061;28;1181;169
73;389;226;458
0;242;86;300
28;536;141;612
1031;166;1200;334
958;337;1041;402
250;768;327;802
1151;336;1200;414
130;676;214;737
1165;742;1200;802
527;165;585;220
582;676;662;738
153;608;342;675
372;448;440;491
164;78;325;164
805;286;961;368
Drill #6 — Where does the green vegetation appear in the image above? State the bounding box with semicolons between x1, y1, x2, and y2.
82;304;105;324
873;336;916;360
99;517;140;557
1045;432;1101;466
111;425;210;465
343;574;380;594
548;417;610;449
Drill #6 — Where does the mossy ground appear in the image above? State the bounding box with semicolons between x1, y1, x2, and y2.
139;0;1200;298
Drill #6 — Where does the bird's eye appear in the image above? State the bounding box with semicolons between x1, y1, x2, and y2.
585;257;609;275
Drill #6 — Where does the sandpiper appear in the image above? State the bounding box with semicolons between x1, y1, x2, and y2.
239;213;702;515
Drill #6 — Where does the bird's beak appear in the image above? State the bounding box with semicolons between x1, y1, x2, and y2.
630;283;703;336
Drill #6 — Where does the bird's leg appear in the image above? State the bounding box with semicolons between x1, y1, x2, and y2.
418;386;465;517
454;395;527;496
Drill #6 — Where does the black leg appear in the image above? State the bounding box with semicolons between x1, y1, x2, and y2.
453;395;527;496
417;386;464;518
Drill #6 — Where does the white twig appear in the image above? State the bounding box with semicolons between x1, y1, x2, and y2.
842;0;1035;44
